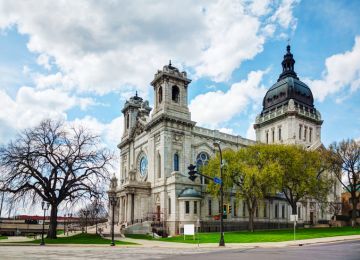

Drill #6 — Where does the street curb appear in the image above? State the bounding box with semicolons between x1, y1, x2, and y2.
0;235;359;249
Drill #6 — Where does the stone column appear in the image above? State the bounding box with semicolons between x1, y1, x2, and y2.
119;197;123;223
127;193;133;223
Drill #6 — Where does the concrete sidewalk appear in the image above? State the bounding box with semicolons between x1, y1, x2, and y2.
119;234;360;249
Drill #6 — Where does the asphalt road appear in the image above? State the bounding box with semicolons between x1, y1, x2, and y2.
0;240;359;260
169;240;360;260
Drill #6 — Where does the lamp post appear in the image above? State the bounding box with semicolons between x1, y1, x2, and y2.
66;213;69;236
84;210;90;233
213;141;225;247
40;201;50;246
63;214;66;235
109;191;118;246
95;207;99;235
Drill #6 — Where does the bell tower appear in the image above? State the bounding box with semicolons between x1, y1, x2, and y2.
151;61;192;121
121;92;151;140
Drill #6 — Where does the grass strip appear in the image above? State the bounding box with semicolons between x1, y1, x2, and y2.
127;226;360;244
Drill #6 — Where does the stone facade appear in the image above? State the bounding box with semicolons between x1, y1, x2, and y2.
254;45;342;225
109;47;341;235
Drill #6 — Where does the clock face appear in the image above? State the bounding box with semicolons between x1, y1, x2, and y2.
139;155;148;178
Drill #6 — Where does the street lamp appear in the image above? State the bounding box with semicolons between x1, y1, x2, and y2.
84;210;90;233
109;191;118;246
63;214;66;235
213;140;225;247
40;201;50;246
66;213;72;236
95;207;99;235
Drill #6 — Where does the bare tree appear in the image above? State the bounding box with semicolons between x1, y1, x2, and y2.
78;199;108;234
0;119;113;238
327;139;360;227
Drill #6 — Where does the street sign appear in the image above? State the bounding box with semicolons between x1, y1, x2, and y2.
213;177;222;185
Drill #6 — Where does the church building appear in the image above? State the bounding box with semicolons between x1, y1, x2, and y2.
108;46;341;235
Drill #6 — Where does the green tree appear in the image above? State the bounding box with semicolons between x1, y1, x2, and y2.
204;144;281;232
275;145;332;217
326;139;359;227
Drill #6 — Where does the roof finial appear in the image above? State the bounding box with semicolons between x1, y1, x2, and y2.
169;59;172;66
135;90;138;97
277;41;298;82
287;38;291;53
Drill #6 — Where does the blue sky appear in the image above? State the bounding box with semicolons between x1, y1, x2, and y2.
0;0;359;153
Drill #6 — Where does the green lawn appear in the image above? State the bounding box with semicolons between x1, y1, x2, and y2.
0;236;8;240
56;230;64;235
26;233;137;245
127;227;360;243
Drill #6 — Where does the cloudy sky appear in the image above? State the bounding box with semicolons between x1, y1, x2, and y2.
0;0;359;153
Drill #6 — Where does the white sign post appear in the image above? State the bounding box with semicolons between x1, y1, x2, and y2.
196;218;201;247
290;214;298;240
184;224;195;241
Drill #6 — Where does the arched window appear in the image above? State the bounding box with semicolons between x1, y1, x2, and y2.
157;152;161;178
158;86;163;104
173;153;179;171
172;85;180;103
196;152;210;184
126;114;129;129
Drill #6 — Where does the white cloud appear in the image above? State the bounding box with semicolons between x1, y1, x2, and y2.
0;87;93;143
70;116;123;149
36;53;51;70
193;1;266;82
218;127;235;135
270;0;299;30
246;124;256;140
305;36;360;101
189;70;267;128
248;0;272;17
245;115;257;140
0;0;299;94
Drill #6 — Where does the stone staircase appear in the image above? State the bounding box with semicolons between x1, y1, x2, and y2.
87;221;151;237
122;221;152;235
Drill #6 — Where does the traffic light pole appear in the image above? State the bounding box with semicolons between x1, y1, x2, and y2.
187;141;225;247
217;143;225;247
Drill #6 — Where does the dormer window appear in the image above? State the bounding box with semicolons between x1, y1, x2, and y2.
172;85;180;103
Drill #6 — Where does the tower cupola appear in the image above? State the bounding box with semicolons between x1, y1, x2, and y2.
151;61;192;121
278;45;299;81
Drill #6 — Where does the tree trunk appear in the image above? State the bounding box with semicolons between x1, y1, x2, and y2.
247;199;256;232
47;203;58;239
248;210;254;232
351;198;357;228
291;203;297;215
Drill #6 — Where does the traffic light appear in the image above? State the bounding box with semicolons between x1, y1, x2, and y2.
188;164;197;181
